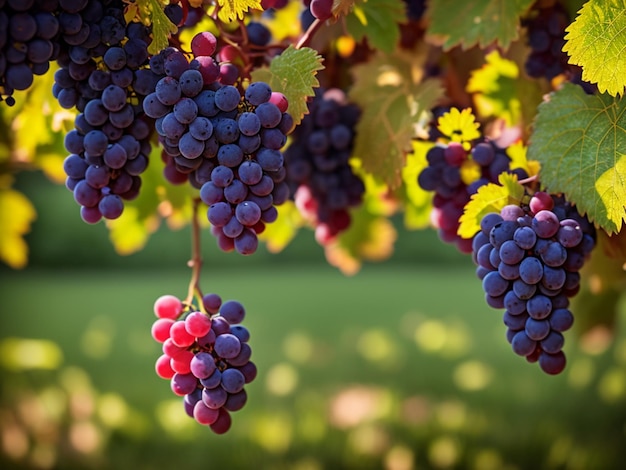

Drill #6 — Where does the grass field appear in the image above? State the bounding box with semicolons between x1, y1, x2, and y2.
1;264;625;470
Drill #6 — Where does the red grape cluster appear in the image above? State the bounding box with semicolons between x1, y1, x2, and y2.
151;293;256;434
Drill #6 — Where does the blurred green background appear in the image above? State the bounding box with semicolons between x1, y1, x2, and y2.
1;171;625;470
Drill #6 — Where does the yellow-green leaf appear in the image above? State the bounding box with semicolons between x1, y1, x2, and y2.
0;188;37;269
217;0;263;22
250;46;324;125
265;1;302;41
436;108;482;145
401;140;434;229
466;50;522;126
458;173;525;238
139;0;178;55
349;46;444;188
527;82;626;233
426;0;535;50
563;0;626;97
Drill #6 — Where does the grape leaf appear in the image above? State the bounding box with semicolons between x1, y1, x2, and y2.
436;108;481;145
250;46;324;126
265;1;302;41
346;0;407;53
139;0;178;55
401;141;434;230
349;47;444;188
217;0;263;22
426;0;534;50
258;201;305;253
0;186;37;269
458;173;525;238
563;0;626;97
528;83;626;233
466;50;522;126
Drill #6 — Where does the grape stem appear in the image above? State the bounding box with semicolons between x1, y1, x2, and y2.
297;18;323;49
518;174;539;186
185;197;204;309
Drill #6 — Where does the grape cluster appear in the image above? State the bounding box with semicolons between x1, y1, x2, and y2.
418;140;528;253
144;32;293;255
152;293;256;434
473;192;596;374
285;88;365;245
0;0;56;105
59;1;165;222
523;2;595;93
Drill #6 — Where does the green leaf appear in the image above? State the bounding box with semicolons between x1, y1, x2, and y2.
217;0;263;22
563;0;626;97
0;187;37;269
349;47;444;188
346;0;407;53
458;173;525;239
528;83;626;233
250;46;324;125
139;0;178;56
426;0;534;50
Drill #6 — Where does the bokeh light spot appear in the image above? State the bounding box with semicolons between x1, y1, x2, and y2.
283;332;314;364
428;436;461;468
357;328;397;363
598;367;626;403
453;360;493;391
329;385;393;429
266;363;299;396
384;444;415;470
0;338;63;371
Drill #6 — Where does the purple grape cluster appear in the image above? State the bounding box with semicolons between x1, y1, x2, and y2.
472;192;596;374
285;88;364;245
418;140;528;253
152;293;256;434
143;32;293;255
59;1;167;223
522;2;595;93
0;0;56;105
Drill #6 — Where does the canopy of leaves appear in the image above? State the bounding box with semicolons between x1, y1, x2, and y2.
250;46;324;126
458;173;525;238
563;0;626;97
333;0;356;16
528;83;626;234
0;187;36;269
426;0;534;50
349;47;443;188
346;0;407;53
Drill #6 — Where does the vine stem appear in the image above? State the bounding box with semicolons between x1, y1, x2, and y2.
296;18;323;49
184;197;204;309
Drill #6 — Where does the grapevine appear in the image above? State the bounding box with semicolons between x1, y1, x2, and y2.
2;0;626;446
